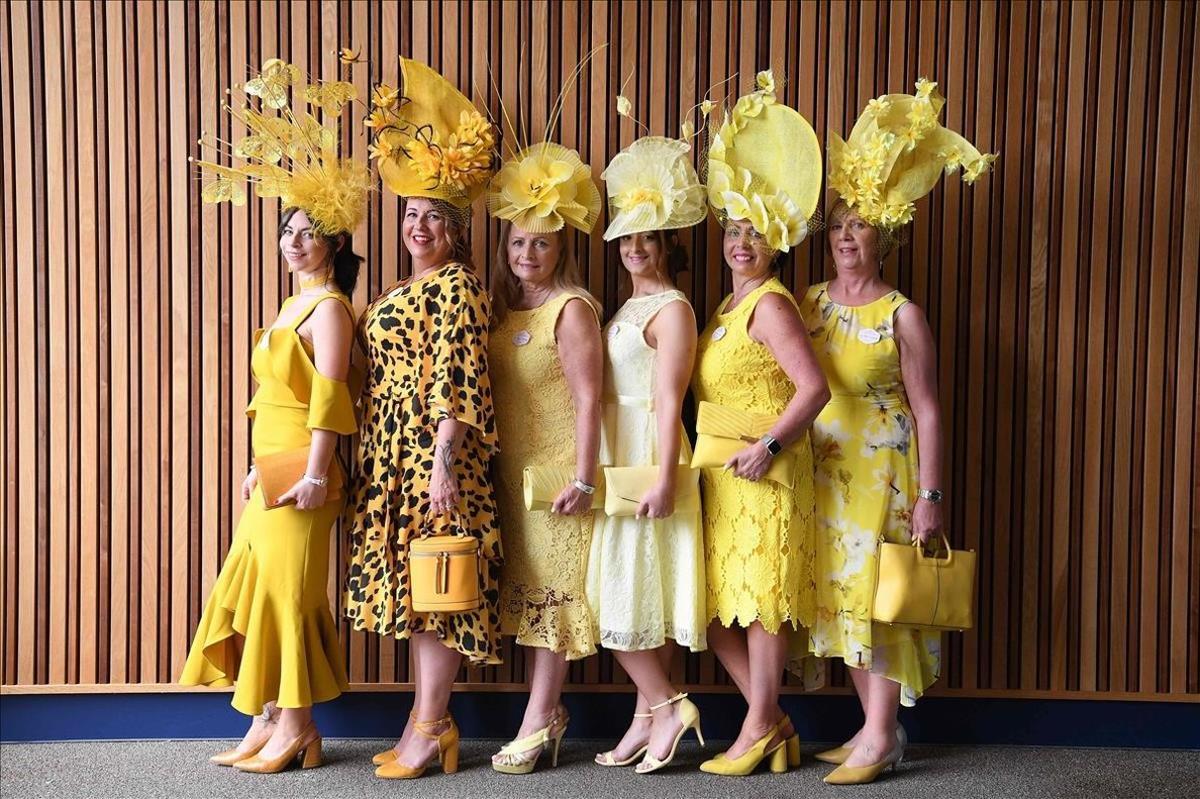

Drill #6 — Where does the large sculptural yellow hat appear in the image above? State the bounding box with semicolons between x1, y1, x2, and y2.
192;58;371;236
365;58;497;208
601;136;707;241
827;78;996;230
705;70;822;252
485;143;601;234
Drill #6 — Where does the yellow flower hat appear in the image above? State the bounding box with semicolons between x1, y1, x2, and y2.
485;142;601;234
366;58;497;207
192;58;371;236
827;78;997;230
705;70;822;252
601;136;706;241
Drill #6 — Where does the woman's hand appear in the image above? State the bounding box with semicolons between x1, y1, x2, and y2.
429;459;461;515
552;483;594;516
725;441;773;482
635;480;676;520
910;497;943;546
241;468;259;501
276;478;328;511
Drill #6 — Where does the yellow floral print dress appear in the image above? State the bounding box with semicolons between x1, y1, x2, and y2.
692;277;817;634
181;292;356;715
799;281;940;705
490;292;599;660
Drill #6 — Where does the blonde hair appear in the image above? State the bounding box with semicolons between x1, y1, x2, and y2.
490;222;602;328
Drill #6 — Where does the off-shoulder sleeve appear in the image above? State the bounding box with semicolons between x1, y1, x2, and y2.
426;265;497;448
307;371;358;434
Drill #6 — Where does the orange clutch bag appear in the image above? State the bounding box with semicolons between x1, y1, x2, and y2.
254;447;343;508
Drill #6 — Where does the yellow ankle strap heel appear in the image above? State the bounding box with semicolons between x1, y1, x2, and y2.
635;693;705;775
374;714;459;780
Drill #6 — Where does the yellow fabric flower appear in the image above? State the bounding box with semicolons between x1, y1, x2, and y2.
755;70;776;94
601;136;706;240
371;84;400;108
485;143;600;234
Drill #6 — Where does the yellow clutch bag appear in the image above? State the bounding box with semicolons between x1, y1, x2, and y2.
602;464;701;517
409;515;481;613
690;401;795;487
872;534;976;631
254;447;343;508
522;465;604;511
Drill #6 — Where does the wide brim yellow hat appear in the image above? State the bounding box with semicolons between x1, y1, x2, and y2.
485;142;601;234
601;136;706;241
367;58;497;208
827;78;996;230
705;71;822;252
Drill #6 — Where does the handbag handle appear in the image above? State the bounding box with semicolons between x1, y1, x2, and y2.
417;508;468;539
912;532;954;565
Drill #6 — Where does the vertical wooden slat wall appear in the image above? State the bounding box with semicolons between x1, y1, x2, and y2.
0;0;1197;702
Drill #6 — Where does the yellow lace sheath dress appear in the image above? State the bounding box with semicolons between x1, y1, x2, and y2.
343;263;503;666
490;292;599;660
180;292;356;715
692;277;817;635
799;282;940;706
586;290;707;652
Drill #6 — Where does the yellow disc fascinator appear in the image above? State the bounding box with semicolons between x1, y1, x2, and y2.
705;70;822;253
365;58;497;208
827;78;997;230
601;136;706;241
192;58;371;236
485;142;601;234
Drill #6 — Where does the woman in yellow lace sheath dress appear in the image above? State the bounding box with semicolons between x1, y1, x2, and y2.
692;72;829;776
181;57;367;775
484;139;605;774
801;80;993;785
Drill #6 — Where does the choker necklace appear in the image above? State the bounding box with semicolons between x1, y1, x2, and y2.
300;271;332;290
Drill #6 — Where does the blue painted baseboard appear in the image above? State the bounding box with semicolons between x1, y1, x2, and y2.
1;692;1197;748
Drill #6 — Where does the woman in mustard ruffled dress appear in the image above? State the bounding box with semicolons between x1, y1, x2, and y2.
180;58;368;775
801;80;994;785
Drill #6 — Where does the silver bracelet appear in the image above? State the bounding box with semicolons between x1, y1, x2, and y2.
303;474;328;488
570;478;596;495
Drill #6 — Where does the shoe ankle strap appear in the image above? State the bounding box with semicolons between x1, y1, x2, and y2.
632;712;652;719
412;714;454;738
647;692;688;711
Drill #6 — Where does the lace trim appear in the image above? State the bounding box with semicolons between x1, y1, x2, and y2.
596;623;705;652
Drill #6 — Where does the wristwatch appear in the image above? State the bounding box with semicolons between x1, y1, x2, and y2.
760;434;783;457
303;474;329;488
917;487;944;504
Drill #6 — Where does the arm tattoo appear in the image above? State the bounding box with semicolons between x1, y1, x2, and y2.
435;443;455;472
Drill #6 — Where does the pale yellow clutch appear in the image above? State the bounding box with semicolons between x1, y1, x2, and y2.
872;534;977;631
690;401;795;487
602;464;700;517
522;465;604;511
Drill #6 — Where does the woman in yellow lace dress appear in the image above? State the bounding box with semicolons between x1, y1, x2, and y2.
691;72;829;776
484;140;605;774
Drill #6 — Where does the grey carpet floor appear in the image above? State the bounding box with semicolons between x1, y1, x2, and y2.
2;739;1197;799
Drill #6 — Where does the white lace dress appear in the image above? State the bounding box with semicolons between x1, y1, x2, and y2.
586;290;707;652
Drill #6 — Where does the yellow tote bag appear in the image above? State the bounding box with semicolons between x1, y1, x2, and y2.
873;534;976;631
602;464;700;517
522;465;604;511
690;401;795;487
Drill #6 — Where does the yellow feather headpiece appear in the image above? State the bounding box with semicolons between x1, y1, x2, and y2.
366;58;497;208
705;70;823;253
192;58;370;236
827;78;997;230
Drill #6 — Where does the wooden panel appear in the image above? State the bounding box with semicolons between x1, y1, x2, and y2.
0;0;1196;702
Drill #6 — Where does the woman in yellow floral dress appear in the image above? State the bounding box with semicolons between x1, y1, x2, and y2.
346;59;502;780
483;139;605;774
804;80;993;785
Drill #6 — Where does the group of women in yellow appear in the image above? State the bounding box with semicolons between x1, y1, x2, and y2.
180;55;994;786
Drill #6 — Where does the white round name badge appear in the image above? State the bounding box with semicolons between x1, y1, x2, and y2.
512;330;532;346
857;328;882;344
711;325;727;342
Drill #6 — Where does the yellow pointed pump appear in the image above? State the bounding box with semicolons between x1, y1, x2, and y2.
634;693;705;774
209;737;267;767
374;715;459;779
815;724;906;766
372;711;417;766
233;721;323;774
822;731;907;785
699;725;788;776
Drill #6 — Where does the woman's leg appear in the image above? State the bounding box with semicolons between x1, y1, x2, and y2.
492;646;570;765
597;645;670;762
258;704;314;759
395;631;463;767
842;669;900;767
612;648;690;762
722;622;786;758
707;621;795;749
838;664;874;749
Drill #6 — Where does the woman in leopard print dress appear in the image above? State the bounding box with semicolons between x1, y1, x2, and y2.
343;197;502;777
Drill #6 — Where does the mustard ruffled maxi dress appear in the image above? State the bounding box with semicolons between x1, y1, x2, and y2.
180;291;356;715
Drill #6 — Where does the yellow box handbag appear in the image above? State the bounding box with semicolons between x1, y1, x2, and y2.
409;515;482;613
872;534;976;631
522;465;604;511
602;464;700;517
690;401;795;487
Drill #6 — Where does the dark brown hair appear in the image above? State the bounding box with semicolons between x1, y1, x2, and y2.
279;207;363;295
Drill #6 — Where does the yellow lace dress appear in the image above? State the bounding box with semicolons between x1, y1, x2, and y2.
799;282;940;705
692;278;816;634
490;292;599;660
180;292;356;715
586;290;707;652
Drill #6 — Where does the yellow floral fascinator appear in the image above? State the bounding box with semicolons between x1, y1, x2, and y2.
601;136;706;241
827;78;997;230
705;70;822;252
485;142;601;234
367;58;497;207
192;58;371;236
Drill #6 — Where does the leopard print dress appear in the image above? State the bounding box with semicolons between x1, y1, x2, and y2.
343;262;503;665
